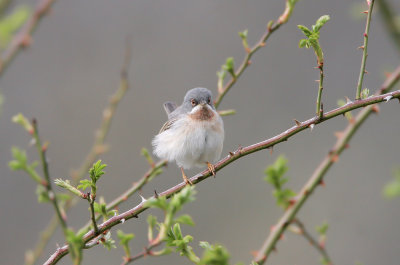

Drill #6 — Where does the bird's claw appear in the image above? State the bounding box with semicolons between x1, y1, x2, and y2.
207;162;216;177
181;167;193;186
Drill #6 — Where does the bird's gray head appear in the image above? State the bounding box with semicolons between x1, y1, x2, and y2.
181;87;215;112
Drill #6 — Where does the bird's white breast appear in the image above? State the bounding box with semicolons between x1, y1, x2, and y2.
152;111;224;169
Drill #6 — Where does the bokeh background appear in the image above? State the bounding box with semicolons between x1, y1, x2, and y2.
1;0;400;264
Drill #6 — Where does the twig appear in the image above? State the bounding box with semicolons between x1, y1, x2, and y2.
355;0;375;100
88;194;99;235
44;67;400;265
214;0;295;108
79;159;167;232
377;0;400;53
252;65;400;265
291;219;332;265
26;41;131;265
317;64;324;117
120;240;163;265
0;0;57;78
31;119;68;234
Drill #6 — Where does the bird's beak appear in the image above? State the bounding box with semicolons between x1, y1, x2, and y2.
200;102;207;107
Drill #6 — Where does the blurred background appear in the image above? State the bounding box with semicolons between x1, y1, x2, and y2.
1;0;400;264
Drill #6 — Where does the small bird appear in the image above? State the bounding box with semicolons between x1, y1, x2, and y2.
152;87;224;185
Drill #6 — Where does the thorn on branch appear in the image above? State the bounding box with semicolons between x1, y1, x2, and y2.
371;104;380;113
154;190;159;198
293;119;301;126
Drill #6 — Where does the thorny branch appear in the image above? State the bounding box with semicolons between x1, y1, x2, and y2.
291;219;332;265
25;40;132;265
214;0;295;108
0;0;57;78
253;65;400;264
31;120;68;234
355;0;375;100
44;66;400;265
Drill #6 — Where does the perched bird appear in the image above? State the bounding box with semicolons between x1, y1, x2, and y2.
152;87;224;185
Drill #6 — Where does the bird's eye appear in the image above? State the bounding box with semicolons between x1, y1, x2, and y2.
207;97;211;104
191;99;197;106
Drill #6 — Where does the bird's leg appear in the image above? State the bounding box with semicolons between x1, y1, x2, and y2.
206;162;216;177
180;167;193;185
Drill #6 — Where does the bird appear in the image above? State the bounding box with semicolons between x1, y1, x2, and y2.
152;87;224;185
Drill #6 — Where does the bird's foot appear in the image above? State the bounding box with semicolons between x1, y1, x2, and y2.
180;167;193;186
206;162;216;178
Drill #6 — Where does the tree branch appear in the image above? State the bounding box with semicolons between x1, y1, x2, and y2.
291;219;332;265
215;0;296;108
356;0;375;100
44;66;400;265
31;119;68;234
0;0;57;78
253;65;400;264
26;40;132;265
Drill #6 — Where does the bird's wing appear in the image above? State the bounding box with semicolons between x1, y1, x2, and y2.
163;101;178;116
159;118;177;133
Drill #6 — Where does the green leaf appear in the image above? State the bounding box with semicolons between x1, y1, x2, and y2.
0;5;30;49
141;147;154;166
297;25;312;37
117;230;135;246
223;57;235;77
361;88;370;99
199;242;230;265
55;179;85;199
169;186;196;215
89;160;107;183
238;29;248;40
144;195;169;211
175;214;195;226
12;113;33;133
298;39;308;48
383;170;400;198
66;228;85;264
313;15;330;32
173;223;183;240
316;222;329;235
36;185;50;203
77;179;92;191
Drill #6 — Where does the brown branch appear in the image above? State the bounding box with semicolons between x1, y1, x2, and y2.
31;119;68;234
291;219;332;265
0;0;57;78
214;0;296;108
120;240;163;265
44;66;400;265
252;65;400;264
26;40;132;265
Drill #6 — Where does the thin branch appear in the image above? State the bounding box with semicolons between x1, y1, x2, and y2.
88;195;99;235
44;66;400;265
31;119;68;234
214;0;295;108
291;219;332;265
356;0;375;100
253;66;400;264
0;0;57;78
377;0;400;53
316;64;324;117
26;41;132;265
121;240;163;265
79;159;167;232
